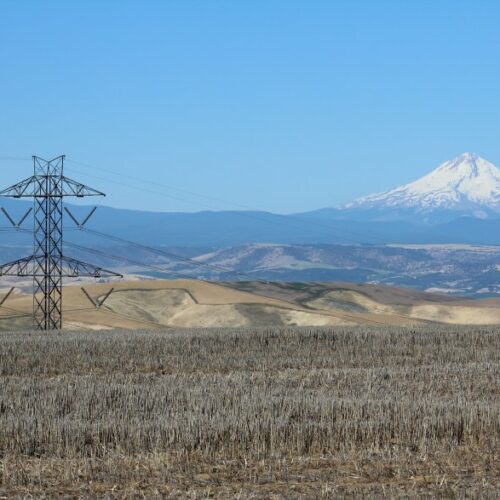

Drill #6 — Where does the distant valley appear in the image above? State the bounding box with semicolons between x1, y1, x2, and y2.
2;241;496;297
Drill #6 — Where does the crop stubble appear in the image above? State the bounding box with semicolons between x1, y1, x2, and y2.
0;326;498;497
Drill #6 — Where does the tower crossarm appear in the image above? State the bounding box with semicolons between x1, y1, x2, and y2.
0;255;36;276
0;176;38;198
61;177;105;197
0;254;123;278
0;176;105;198
61;256;123;278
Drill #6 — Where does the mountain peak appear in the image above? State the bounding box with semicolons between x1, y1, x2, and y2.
344;153;500;213
457;152;478;161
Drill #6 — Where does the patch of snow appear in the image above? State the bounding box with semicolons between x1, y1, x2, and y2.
344;153;500;212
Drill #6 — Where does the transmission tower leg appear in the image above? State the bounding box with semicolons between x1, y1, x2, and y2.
32;158;64;330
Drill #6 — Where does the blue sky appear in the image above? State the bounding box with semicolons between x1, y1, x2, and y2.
1;0;499;213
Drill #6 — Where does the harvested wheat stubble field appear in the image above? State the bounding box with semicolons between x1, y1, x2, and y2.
0;326;499;498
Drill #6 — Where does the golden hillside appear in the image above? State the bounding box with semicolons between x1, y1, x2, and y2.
1;280;499;330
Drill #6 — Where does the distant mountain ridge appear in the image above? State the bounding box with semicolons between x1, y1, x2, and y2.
343;153;500;218
1;153;500;250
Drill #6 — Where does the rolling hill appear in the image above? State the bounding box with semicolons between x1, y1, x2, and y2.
1;279;500;331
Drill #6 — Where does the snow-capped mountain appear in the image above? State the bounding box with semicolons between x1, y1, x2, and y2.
344;153;500;216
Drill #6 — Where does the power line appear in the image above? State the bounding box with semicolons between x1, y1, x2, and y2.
64;165;202;211
67;233;439;327
66;158;258;211
0;300;32;318
72;223;441;326
77;227;272;282
66;163;371;244
65;160;390;245
65;240;197;280
99;307;176;329
7;227;260;283
0;156;31;162
64;239;391;327
0;222;451;328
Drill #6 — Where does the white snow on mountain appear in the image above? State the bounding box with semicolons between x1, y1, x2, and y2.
344;153;500;212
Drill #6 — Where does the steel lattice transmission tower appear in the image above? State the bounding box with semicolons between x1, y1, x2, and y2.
0;155;121;330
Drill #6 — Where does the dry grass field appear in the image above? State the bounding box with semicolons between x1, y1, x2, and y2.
0;325;498;497
2;279;500;331
0;280;360;331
